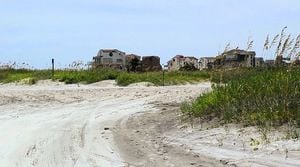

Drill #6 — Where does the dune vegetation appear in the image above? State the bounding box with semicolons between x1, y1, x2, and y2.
0;68;210;86
181;27;300;131
181;67;300;131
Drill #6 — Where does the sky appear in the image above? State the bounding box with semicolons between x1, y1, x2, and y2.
0;0;300;69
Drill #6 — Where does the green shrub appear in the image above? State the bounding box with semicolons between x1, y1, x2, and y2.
53;69;120;84
116;71;210;86
182;67;300;127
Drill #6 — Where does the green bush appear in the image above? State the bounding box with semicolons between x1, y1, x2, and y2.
116;71;210;86
54;69;120;84
182;67;300;127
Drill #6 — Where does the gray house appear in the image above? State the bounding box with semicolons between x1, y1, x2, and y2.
199;57;216;70
214;49;256;68
93;49;126;70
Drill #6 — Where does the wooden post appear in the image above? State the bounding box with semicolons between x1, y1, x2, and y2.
52;58;54;79
162;64;165;86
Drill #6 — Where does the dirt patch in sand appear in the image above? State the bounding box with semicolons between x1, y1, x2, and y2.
113;102;226;167
114;102;300;167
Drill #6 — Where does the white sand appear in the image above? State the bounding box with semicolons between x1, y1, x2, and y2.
1;80;299;167
165;122;300;166
0;80;211;166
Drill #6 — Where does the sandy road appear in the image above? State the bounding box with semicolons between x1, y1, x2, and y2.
0;81;211;167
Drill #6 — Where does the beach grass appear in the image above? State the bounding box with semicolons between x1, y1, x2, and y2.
0;68;210;86
181;67;300;127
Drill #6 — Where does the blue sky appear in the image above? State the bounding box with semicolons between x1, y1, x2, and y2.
1;0;300;68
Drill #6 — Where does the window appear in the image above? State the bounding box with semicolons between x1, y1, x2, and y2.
103;58;113;63
116;59;123;63
109;52;113;57
237;55;245;61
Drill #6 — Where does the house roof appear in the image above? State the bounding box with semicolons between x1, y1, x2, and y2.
125;54;141;60
142;56;160;59
125;54;141;58
94;49;126;58
99;49;126;55
101;49;115;52
173;55;185;59
200;57;216;59
172;55;198;60
126;54;140;57
223;49;256;56
185;56;198;60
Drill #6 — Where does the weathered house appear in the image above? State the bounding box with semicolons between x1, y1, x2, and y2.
167;55;199;71
255;57;264;67
125;54;141;63
125;54;141;67
199;57;216;70
92;49;163;72
93;49;126;70
264;60;275;67
141;56;162;72
125;54;142;72
214;49;256;68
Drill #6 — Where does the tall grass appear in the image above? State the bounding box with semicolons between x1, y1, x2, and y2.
262;27;300;65
0;68;120;84
54;69;119;84
182;67;300;127
0;69;210;86
0;69;51;84
116;71;210;86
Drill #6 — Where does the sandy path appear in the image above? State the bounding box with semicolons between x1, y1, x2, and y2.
0;89;149;166
0;81;211;167
3;81;297;167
